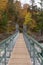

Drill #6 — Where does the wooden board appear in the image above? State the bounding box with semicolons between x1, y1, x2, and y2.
8;33;32;65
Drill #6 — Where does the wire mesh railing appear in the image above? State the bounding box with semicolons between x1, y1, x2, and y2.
0;31;19;65
23;32;43;65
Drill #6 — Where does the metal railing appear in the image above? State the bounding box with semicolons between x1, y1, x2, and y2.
23;32;43;65
0;31;19;65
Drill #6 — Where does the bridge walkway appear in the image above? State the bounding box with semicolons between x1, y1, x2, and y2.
8;33;32;65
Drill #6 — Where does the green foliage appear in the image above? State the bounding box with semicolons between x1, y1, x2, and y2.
24;13;32;25
0;12;8;31
36;12;43;30
24;12;36;29
2;12;8;26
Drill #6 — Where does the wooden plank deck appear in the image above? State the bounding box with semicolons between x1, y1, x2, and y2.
8;33;32;65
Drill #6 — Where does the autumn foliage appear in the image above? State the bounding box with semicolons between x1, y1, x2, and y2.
0;0;43;35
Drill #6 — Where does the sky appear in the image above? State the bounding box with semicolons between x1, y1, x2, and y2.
18;0;40;7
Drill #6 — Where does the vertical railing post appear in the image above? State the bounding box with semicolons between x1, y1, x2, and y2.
4;42;7;65
41;59;43;65
32;42;35;65
29;39;32;57
0;46;1;64
41;50;43;65
16;24;19;32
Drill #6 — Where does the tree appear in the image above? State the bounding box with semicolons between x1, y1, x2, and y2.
24;12;36;30
14;1;21;23
0;0;8;12
36;12;43;35
0;0;8;33
30;0;35;17
39;0;43;11
36;0;43;35
0;11;8;33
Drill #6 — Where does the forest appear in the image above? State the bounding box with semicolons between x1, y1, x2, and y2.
0;0;43;41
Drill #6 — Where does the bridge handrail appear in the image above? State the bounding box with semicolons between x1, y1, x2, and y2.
25;33;43;49
0;31;18;65
24;32;43;65
0;31;18;46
